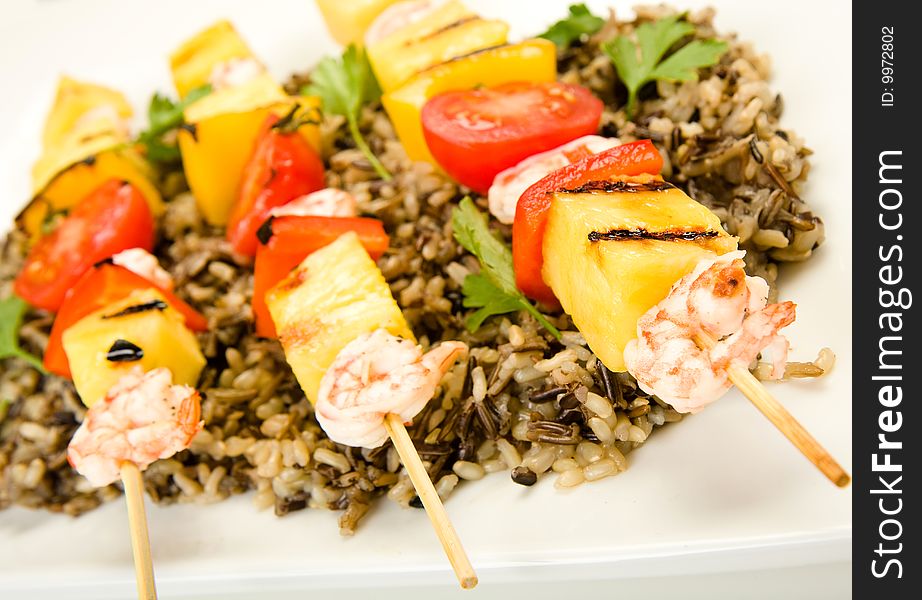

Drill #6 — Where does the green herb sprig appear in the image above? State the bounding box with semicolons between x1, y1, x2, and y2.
0;295;46;373
451;198;560;339
303;45;392;181
136;84;212;163
602;15;727;117
539;3;605;50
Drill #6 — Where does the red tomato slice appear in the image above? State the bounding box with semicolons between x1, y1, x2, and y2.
14;180;155;312
43;262;208;378
227;114;325;256
421;81;604;194
512;140;664;307
252;216;390;338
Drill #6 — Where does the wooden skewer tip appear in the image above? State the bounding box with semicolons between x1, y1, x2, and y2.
384;413;478;590
694;333;850;489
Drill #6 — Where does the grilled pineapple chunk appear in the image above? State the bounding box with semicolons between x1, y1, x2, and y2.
62;290;206;407
315;0;403;46
170;21;321;225
367;0;509;92
20;77;162;241
266;232;414;404
542;177;738;372
169;20;254;99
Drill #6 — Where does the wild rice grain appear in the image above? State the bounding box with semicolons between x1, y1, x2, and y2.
471;366;487;402
583;392;614;418
507;325;526;347
476;440;497;462
496;438;522;468
552;458;580;473
452;461;486;481
511;466;538;486
587;417;614;443
606;446;628;471
435;474;460;499
522;446;556;474
576;442;604;465
627;425;648;443
481;459;507;474
173;472;203;497
583;459;618;482
554;468;585;489
314;448;351;473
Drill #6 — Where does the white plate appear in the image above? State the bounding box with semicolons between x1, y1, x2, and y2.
0;0;852;597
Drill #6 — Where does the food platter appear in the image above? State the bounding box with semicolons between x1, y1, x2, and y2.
0;0;851;597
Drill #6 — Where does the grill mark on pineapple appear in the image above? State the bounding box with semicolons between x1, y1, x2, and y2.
404;16;481;46
278;318;323;348
588;229;721;242
561;180;676;194
421;43;509;72
101;299;168;319
275;267;310;293
106;339;144;362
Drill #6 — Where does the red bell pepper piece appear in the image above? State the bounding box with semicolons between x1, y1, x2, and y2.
14;179;155;312
511;140;664;307
43;263;208;378
253;215;390;338
227;112;326;257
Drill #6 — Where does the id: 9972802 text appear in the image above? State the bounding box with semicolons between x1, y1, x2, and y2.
881;26;894;106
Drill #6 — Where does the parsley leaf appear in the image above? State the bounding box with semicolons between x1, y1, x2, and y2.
0;295;46;373
540;4;605;50
303;45;392;181
451;198;560;339
602;15;727;117
136;84;212;164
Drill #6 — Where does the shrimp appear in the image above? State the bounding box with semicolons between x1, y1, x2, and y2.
269;188;358;219
111;247;174;290
315;329;467;448
208;57;265;91
67;367;202;487
623;251;796;414
364;1;435;46
487;135;620;223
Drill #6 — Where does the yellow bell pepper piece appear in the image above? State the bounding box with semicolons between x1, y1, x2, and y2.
19;77;163;241
169;20;255;99
22;151;163;242
314;0;402;46
382;38;557;165
367;0;509;92
266;232;414;404
62;289;206;408
177;72;322;226
170;21;321;226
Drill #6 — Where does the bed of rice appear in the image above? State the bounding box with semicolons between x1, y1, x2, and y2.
0;6;829;534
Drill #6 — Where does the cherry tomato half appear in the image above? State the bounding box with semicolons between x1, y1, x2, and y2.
421;81;604;194
512;140;664;307
14;180;155;312
227;113;326;256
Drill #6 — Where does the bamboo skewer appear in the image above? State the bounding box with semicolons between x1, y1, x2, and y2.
694;333;850;488
120;462;158;600
384;413;478;590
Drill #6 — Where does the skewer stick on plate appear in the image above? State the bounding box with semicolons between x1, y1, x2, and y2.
383;413;478;589
693;333;850;488
120;461;158;600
